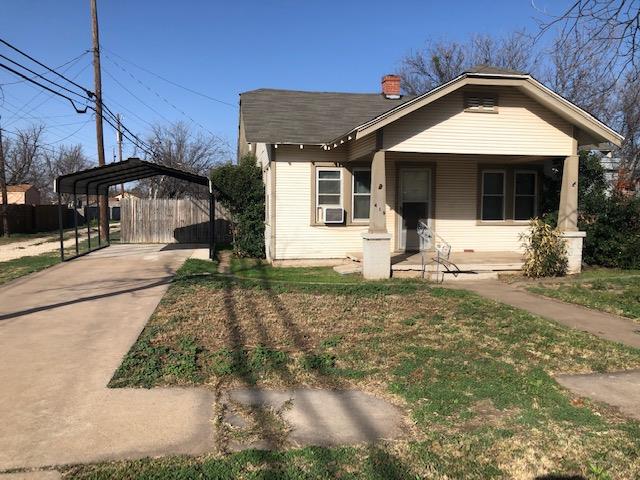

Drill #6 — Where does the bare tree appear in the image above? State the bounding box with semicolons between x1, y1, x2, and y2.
536;0;640;77
4;124;45;186
542;33;618;123
42;144;92;203
398;31;538;94
618;71;640;175
142;122;228;198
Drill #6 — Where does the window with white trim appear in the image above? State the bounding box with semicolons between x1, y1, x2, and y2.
316;168;342;222
352;168;371;221
481;171;506;221
514;171;537;220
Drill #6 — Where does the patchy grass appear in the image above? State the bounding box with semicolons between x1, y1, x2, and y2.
99;259;640;478
0;232;120;286
526;268;640;321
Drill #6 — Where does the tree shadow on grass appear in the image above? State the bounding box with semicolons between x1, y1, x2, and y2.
213;262;415;479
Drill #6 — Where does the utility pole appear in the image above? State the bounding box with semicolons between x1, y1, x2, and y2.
90;0;108;240
0;117;9;238
116;113;124;195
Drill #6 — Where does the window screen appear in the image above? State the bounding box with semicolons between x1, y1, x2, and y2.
352;169;371;220
481;171;505;220
514;172;537;220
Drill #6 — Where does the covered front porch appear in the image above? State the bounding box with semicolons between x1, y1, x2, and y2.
359;149;581;279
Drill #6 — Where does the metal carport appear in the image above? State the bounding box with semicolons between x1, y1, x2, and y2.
54;157;215;261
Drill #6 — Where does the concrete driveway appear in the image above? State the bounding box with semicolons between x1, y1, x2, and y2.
0;244;216;470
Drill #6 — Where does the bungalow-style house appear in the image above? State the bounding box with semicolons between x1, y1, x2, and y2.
237;66;623;279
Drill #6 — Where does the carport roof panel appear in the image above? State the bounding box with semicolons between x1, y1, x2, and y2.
56;158;210;195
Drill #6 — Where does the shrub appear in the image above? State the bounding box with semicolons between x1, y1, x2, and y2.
211;154;265;257
520;218;568;277
581;193;640;268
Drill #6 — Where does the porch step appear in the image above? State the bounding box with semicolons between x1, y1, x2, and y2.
391;270;499;281
333;263;362;275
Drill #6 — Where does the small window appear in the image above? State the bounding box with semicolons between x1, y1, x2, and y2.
514;171;537;220
352;168;371;221
481;171;505;221
316;168;342;207
465;94;498;112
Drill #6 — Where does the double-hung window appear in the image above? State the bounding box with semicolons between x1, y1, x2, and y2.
316;168;342;220
352;168;371;221
481;171;506;221
514;171;537;220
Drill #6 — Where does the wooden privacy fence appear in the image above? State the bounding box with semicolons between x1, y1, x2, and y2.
120;197;231;244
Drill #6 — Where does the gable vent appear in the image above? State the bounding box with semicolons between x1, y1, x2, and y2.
465;94;498;112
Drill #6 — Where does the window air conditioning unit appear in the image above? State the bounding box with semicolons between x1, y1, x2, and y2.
323;207;344;224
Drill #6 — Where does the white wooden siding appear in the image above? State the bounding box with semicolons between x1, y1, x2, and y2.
433;157;526;252
384;87;574;156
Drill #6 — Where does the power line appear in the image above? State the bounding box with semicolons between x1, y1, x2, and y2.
0;51;89;87
103;49;235;107
0;62;89;113
2;61;92;127
0;53;92;103
102;55;221;138
102;66;172;123
0;38;94;97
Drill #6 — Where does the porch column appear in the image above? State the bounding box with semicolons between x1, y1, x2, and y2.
362;150;391;279
558;154;586;273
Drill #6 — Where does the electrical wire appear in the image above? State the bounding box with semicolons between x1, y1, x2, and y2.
0;62;89;112
102;55;221;138
103;48;234;107
0;50;89;87
0;38;94;97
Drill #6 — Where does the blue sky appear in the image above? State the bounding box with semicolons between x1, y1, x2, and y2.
0;0;567;163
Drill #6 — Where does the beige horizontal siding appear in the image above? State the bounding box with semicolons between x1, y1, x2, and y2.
384;87;574;156
348;134;375;160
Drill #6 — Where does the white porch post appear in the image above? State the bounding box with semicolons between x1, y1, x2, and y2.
362;150;391;279
558;154;586;273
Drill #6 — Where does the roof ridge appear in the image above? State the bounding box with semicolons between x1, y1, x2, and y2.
241;88;407;97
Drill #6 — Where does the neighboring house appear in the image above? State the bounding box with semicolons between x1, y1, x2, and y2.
0;184;41;205
238;65;623;279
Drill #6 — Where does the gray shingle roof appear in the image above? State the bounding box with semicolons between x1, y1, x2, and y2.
240;89;415;144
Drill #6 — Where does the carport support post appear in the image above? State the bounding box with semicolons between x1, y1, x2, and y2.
57;191;64;261
96;195;101;247
73;193;79;255
209;190;216;260
85;186;91;250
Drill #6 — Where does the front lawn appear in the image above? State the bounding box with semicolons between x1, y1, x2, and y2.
526;268;640;321
80;259;640;479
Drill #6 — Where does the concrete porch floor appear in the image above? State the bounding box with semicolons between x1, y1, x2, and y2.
348;251;524;272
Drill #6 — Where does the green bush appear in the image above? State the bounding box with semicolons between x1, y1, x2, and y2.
211;154;265;257
520;218;568;277
540;151;640;269
581;194;640;268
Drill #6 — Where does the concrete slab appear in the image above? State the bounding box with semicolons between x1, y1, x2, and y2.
0;244;216;470
227;389;407;447
556;370;640;420
454;280;640;349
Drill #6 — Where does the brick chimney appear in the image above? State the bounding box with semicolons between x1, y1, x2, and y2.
381;74;401;99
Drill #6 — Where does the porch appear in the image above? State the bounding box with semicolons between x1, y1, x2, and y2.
346;250;524;277
359;149;580;279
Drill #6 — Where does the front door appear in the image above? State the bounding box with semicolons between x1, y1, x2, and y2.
399;168;431;251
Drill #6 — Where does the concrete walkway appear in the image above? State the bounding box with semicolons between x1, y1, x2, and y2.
454;280;640;349
0;244;216;470
556;370;640;420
